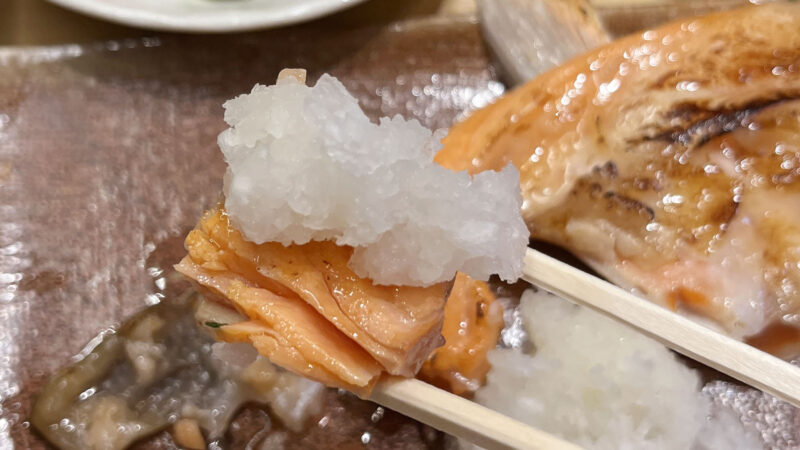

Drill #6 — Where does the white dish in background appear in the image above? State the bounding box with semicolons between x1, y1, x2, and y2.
45;0;367;32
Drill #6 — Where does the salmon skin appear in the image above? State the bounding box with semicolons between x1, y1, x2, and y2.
437;4;800;354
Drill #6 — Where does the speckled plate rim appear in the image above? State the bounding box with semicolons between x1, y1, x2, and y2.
44;0;367;33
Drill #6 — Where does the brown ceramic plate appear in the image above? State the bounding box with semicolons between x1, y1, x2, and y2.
0;13;796;450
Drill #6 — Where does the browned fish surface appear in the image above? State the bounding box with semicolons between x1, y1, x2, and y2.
437;4;800;351
176;207;449;394
418;273;504;396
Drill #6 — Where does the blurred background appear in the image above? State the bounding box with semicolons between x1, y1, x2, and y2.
0;0;760;45
2;0;478;45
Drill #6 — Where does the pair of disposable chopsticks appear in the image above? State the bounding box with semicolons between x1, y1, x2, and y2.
370;247;800;450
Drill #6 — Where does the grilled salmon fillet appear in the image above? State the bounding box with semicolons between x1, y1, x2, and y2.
177;206;508;394
176;207;449;394
437;4;800;354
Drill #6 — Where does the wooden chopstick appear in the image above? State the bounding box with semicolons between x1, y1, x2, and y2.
372;248;800;449
371;376;583;450
523;247;800;408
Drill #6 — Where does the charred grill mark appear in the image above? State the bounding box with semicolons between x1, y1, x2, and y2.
633;177;659;191
711;200;739;229
603;191;656;220
592;161;618;178
638;95;800;149
681;107;758;148
576;178;656;220
594;115;607;147
658;104;759;147
588;182;604;197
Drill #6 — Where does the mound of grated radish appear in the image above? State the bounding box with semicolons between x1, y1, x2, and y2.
471;289;762;450
219;74;528;287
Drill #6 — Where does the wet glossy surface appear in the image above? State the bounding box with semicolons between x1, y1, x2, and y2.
439;4;800;343
177;206;448;393
30;291;326;450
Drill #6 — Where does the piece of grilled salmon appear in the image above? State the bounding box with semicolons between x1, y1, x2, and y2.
436;4;800;355
177;206;508;394
176;207;449;394
418;272;504;396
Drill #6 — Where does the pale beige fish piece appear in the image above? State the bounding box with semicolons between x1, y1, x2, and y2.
277;68;307;84
176;207;450;393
